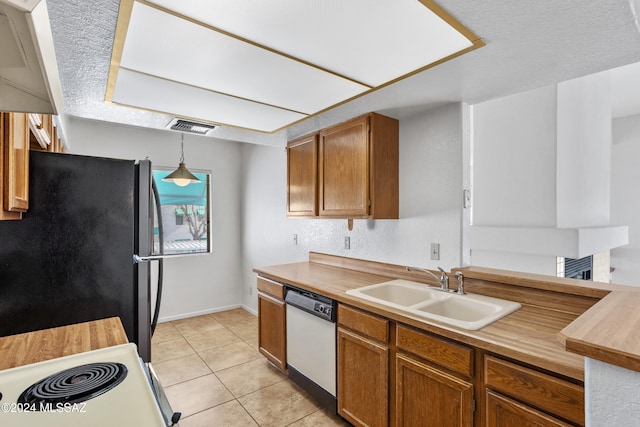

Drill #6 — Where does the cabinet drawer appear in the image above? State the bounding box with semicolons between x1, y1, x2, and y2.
396;324;473;378
485;356;584;426
338;304;389;343
257;277;284;300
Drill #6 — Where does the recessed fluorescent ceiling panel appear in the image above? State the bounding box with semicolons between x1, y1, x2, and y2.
107;0;483;133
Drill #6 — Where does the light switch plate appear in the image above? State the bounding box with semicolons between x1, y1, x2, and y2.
430;243;440;260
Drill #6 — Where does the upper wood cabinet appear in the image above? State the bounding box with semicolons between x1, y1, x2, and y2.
1;112;64;220
320;113;398;218
2;112;30;216
287;134;318;217
319;115;369;217
29;113;63;153
28;113;52;149
286;112;398;219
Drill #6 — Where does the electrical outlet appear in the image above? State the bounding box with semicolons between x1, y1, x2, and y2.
293;233;298;245
463;189;471;209
344;236;351;250
430;243;440;260
248;286;253;295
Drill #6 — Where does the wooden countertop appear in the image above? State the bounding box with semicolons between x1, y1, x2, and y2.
0;317;128;370
254;253;627;382
560;291;640;373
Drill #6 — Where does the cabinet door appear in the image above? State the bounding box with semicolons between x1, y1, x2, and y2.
0;114;22;220
319;115;369;217
486;391;573;427
396;353;474;427
287;134;318;216
258;292;286;371
337;327;388;427
3;113;30;212
28;113;52;150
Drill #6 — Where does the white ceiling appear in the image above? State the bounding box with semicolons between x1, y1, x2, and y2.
107;0;479;133
46;0;640;146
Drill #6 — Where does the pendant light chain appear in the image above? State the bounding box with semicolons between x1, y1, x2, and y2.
180;133;185;164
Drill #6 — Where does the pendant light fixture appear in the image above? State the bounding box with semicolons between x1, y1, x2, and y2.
163;133;201;187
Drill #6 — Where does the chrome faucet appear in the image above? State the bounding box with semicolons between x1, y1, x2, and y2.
455;271;465;295
406;266;450;292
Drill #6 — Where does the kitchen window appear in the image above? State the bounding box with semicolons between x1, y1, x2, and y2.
151;167;212;256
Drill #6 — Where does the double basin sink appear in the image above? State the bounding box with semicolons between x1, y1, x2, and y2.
346;279;521;330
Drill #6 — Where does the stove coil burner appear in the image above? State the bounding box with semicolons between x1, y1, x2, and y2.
18;362;128;408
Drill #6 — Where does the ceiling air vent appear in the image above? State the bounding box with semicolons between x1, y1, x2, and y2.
167;118;216;135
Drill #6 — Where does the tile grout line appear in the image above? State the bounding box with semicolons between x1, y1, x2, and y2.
157;313;279;425
154;310;347;426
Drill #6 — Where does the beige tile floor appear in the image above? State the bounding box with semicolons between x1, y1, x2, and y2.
152;308;350;427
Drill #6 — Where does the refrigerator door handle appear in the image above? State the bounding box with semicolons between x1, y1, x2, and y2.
133;254;168;263
133;253;197;263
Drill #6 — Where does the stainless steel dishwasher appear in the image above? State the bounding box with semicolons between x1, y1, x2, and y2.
285;285;337;412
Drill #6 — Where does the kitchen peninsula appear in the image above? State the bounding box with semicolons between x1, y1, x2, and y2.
255;252;636;426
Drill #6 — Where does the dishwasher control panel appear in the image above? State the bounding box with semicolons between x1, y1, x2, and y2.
313;301;332;319
285;286;336;322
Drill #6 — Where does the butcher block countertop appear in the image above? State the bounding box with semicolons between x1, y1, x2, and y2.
254;253;639;382
0;317;128;370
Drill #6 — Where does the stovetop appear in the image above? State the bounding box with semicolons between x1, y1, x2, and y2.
0;343;165;427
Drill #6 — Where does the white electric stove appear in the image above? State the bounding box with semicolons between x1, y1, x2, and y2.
0;343;173;427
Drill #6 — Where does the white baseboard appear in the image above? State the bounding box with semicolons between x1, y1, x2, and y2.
242;304;258;316
157;304;257;323
157;304;240;323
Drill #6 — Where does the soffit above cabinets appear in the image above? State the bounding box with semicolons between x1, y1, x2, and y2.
106;0;483;133
0;0;64;114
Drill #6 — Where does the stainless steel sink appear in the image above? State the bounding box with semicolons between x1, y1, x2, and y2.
346;279;521;330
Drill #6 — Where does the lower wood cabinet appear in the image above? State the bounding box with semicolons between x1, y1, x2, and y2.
484;355;584;426
257;277;286;371
337;327;389;427
257;297;585;427
396;353;474;427
396;325;475;427
337;304;476;427
486;391;573;427
337;304;389;427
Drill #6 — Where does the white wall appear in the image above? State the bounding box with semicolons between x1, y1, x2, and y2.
65;117;244;321
472;84;558;227
556;73;612;228
585;358;640;427
470;72;619;275
241;104;468;311
610;114;640;286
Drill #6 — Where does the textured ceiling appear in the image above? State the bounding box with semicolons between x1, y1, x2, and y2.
107;0;480;133
46;0;640;147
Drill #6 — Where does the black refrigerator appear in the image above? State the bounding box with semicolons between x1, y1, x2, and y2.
0;151;156;362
